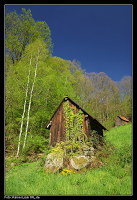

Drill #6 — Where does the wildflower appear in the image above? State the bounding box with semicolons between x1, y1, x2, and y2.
60;168;76;175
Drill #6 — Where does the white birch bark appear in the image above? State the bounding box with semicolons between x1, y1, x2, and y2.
23;49;40;149
16;54;32;157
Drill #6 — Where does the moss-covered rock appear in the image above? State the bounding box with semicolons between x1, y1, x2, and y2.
44;146;100;173
44;151;64;173
70;156;91;170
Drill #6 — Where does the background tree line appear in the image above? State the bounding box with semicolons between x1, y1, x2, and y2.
5;8;132;157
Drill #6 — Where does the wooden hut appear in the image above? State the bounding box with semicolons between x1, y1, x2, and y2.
46;96;107;147
114;115;130;126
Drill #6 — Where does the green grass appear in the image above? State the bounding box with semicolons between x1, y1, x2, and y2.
104;123;132;148
5;123;132;195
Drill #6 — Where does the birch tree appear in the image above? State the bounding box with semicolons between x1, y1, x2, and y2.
21;39;49;150
16;55;32;157
15;39;49;155
23;49;39;149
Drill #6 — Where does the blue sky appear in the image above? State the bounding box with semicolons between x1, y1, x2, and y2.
5;4;132;81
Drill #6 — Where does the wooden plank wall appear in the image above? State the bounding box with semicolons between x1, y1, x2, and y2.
83;117;91;138
50;103;65;146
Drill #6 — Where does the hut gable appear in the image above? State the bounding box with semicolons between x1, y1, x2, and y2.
46;96;107;147
115;115;130;126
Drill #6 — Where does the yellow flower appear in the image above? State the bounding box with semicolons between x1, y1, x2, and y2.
60;168;76;175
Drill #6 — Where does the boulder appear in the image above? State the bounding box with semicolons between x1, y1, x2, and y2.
44;147;100;173
44;151;64;173
70;156;91;170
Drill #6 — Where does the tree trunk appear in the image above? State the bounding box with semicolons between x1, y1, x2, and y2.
23;49;40;149
16;54;32;157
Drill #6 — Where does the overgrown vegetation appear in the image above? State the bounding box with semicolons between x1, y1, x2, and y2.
64;100;84;142
5;124;132;195
63;100;89;155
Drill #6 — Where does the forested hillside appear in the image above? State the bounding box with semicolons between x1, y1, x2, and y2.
5;8;132;158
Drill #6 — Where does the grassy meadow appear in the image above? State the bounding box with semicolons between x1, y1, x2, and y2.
5;123;132;195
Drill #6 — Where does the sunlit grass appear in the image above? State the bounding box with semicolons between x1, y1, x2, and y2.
5;161;132;195
104;123;132;148
5;124;132;195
